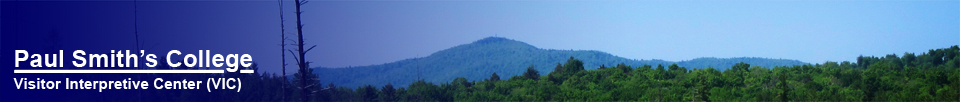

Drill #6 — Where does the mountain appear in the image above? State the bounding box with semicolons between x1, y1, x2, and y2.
315;37;807;88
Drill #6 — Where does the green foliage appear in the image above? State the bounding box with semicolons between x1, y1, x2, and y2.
293;45;954;101
291;65;320;100
490;73;501;81
523;65;540;80
151;45;958;101
378;83;397;101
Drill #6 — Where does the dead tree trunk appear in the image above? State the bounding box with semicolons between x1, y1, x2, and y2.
276;0;287;101
293;0;312;102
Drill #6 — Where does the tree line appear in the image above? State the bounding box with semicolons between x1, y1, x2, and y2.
285;45;958;101
69;45;956;101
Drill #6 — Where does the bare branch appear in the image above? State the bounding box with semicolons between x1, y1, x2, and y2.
286;37;300;43
287;49;301;65
145;43;161;52
300;1;308;5
297;84;317;89
304;45;317;53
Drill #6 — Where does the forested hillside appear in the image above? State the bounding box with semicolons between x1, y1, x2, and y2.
315;37;807;88
88;45;959;101
302;45;959;101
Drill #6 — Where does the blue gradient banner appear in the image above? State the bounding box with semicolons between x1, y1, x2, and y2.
2;1;283;101
3;0;958;101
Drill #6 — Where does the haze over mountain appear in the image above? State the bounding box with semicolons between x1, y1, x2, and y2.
316;37;807;88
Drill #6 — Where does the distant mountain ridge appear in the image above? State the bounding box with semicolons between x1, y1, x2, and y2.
315;37;807;88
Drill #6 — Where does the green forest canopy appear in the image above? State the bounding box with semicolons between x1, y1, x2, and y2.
304;45;960;101
121;45;959;101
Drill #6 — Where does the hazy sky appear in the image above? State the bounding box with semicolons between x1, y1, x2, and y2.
305;1;959;70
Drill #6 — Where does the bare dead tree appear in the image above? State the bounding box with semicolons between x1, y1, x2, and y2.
133;0;141;101
276;0;288;101
291;0;318;102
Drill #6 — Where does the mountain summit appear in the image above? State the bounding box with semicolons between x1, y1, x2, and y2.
316;37;807;88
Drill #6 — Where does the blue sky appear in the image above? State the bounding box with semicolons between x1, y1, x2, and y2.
305;1;958;70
